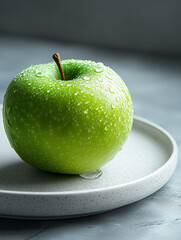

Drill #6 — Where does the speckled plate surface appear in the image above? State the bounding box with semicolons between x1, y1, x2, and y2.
0;105;178;219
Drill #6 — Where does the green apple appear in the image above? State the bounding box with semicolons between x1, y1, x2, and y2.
3;54;133;174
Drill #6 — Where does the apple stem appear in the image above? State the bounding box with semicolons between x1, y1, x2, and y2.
52;53;65;81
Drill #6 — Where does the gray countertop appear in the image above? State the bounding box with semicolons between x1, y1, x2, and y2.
0;35;181;240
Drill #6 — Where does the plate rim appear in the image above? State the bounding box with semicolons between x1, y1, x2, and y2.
0;110;178;196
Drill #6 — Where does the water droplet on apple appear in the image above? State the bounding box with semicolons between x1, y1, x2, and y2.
7;118;12;128
84;110;88;114
97;77;103;82
95;68;103;73
35;70;42;77
6;106;11;114
106;75;112;80
80;169;102;180
109;87;115;93
111;104;116;109
83;76;90;80
108;70;113;75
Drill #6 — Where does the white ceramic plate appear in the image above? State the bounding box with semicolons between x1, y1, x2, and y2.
0;105;178;219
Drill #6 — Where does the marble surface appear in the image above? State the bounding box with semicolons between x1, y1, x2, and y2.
0;35;181;239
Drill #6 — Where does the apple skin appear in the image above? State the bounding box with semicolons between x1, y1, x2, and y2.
3;60;133;174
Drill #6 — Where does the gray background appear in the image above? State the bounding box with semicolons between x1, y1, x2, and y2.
0;0;181;239
0;0;181;56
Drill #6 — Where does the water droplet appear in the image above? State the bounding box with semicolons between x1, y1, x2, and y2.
95;68;103;73
106;75;112;80
108;70;113;75
80;169;102;180
74;92;78;95
83;76;90;80
105;126;108;131
84;110;88;114
35;70;42;76
111;104;116;109
109;87;115;93
97;77;103;82
7;118;12;128
6;106;11;114
47;90;50;93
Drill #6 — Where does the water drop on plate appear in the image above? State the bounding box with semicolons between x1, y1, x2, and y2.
80;169;102;180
